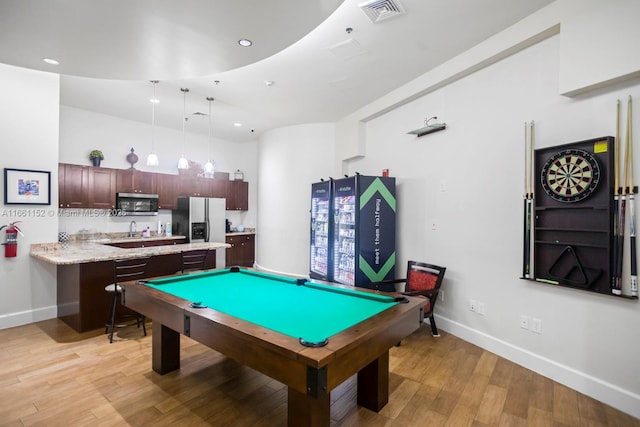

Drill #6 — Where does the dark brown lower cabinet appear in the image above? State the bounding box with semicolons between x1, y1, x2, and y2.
226;234;255;267
57;249;215;332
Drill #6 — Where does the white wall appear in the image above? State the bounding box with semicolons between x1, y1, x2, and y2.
59;106;258;233
0;63;59;328
559;0;640;95
256;123;335;275
348;33;640;417
327;0;640;418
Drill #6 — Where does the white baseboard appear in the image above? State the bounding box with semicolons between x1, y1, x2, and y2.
434;315;640;420
0;306;57;330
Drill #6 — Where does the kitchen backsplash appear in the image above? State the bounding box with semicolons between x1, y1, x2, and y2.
58;209;173;236
58;208;250;236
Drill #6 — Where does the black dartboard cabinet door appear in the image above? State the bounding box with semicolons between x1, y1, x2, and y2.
533;136;614;295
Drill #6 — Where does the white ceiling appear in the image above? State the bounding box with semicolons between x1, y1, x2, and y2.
0;0;554;143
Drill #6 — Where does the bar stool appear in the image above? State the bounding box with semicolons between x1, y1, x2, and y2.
105;257;151;343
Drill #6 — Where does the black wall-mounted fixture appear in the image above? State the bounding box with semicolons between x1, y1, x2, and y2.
407;116;446;137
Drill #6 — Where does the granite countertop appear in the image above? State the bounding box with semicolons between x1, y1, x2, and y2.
226;231;255;236
30;239;229;265
90;235;187;244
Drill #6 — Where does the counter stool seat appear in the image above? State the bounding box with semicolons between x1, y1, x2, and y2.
105;257;151;343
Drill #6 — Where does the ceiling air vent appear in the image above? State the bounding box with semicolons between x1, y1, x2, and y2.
358;0;405;23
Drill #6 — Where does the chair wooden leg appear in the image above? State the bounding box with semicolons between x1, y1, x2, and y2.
429;314;440;337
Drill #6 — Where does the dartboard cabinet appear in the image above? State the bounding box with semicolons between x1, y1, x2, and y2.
533;136;614;295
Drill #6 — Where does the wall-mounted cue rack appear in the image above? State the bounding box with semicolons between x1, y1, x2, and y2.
531;136;630;297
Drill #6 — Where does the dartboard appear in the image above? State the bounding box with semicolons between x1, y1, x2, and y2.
541;148;600;203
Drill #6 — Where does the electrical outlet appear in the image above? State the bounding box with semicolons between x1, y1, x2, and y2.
477;302;485;315
431;222;437;230
470;299;477;312
531;318;542;334
520;315;529;329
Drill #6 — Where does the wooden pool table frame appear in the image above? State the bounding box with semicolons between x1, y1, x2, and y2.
121;272;424;427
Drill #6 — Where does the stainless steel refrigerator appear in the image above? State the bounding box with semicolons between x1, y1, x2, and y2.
172;196;226;268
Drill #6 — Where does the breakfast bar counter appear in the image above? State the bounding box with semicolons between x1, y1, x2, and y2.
30;239;228;265
31;238;230;332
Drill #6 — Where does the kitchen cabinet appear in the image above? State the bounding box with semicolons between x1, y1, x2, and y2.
58;163;249;212
156;173;180;210
226;234;254;267
58;254;179;332
87;167;116;209
204;178;227;199
116;169;156;194
59;163;88;208
56;246;217;332
178;176;209;197
179;176;231;199
59;164;117;209
226;180;249;211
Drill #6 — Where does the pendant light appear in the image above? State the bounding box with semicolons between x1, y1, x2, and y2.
177;88;190;170
146;80;160;166
204;97;215;175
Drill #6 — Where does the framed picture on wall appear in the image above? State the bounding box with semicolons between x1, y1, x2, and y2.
3;168;51;205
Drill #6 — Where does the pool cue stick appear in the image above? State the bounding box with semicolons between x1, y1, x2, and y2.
615;98;632;296
612;100;621;293
627;96;637;297
523;122;531;278
522;121;535;278
529;121;535;276
522;122;531;279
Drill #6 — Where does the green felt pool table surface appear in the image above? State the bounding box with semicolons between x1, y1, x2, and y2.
122;267;424;427
144;268;399;345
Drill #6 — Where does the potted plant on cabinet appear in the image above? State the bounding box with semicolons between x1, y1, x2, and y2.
89;150;104;167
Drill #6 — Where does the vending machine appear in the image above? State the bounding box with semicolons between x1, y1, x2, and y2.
331;174;396;287
310;180;333;280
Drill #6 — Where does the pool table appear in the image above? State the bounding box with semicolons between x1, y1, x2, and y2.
121;268;424;426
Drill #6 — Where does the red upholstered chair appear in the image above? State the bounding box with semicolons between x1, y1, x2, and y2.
372;261;446;337
403;261;446;336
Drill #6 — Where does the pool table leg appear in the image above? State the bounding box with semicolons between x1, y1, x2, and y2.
152;323;180;374
357;350;389;411
287;387;330;427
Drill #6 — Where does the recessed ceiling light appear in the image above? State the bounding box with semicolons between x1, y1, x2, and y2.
238;39;252;47
42;58;59;65
149;98;159;104
265;80;275;87
233;122;243;127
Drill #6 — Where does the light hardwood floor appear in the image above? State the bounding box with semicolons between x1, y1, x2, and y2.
0;319;637;426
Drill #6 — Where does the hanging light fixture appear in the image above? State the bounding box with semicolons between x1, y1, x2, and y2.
204;97;215;175
177;88;190;170
146;80;160;166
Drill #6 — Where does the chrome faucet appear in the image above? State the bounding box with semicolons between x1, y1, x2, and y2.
129;220;137;237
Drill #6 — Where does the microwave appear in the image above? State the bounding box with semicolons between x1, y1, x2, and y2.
116;193;159;216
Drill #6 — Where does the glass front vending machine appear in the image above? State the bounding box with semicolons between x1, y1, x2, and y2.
310;180;333;281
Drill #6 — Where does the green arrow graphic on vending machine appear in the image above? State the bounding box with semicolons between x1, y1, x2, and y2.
359;253;396;282
360;177;396;211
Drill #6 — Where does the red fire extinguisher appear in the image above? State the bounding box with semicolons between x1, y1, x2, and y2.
1;221;22;258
